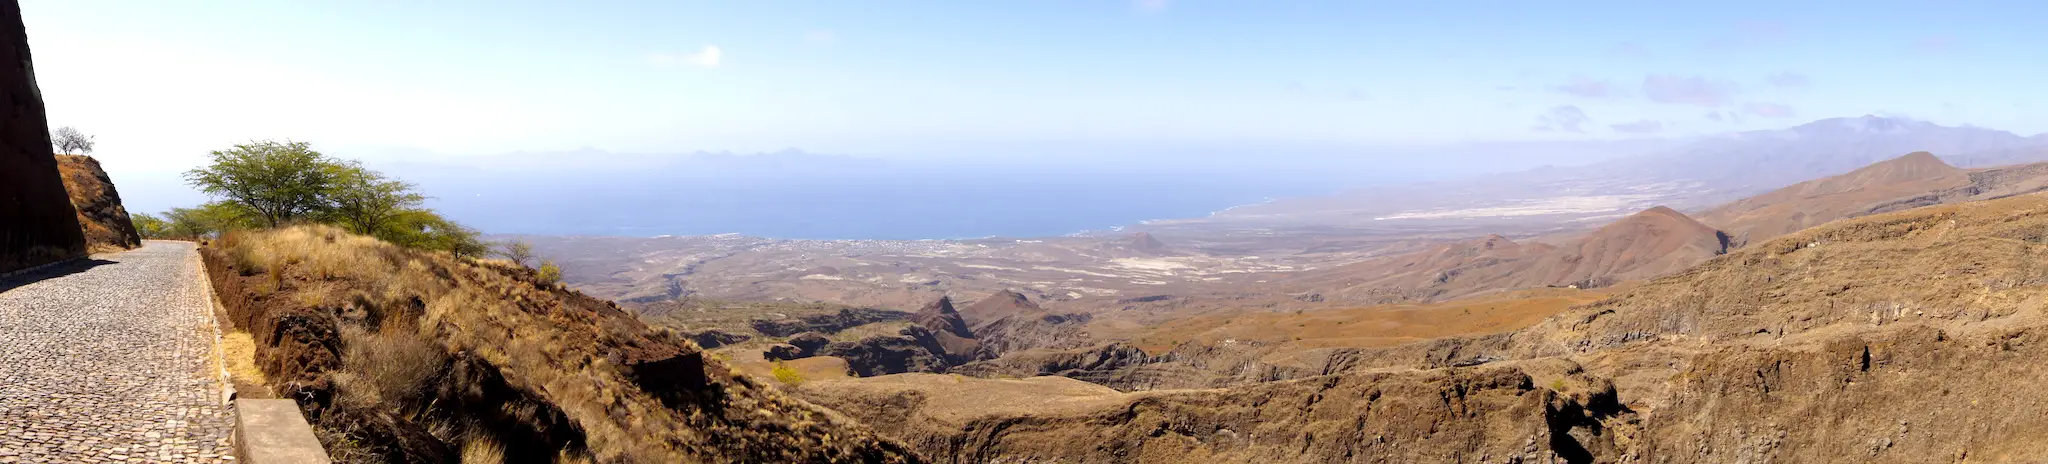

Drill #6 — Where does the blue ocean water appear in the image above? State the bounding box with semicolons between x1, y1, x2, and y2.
429;173;1350;240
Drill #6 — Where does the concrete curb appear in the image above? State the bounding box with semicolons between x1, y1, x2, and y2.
0;255;81;284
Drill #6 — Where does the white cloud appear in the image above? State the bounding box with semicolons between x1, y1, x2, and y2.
649;45;722;68
1135;0;1169;12
804;30;838;44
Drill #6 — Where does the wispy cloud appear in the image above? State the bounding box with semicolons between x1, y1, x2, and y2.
1642;74;1735;107
1134;0;1170;13
1766;71;1808;88
1609;119;1664;134
1533;105;1591;133
1703;111;1724;122
1744;102;1796;118
1344;89;1370;101
1551;76;1621;99
648;45;723;68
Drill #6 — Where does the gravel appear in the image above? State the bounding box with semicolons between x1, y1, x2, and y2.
0;241;235;463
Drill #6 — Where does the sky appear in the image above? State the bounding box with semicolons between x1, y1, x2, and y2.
20;0;2048;215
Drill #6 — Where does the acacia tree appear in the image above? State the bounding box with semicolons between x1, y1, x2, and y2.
52;126;94;155
324;160;426;237
184;140;337;227
494;240;536;267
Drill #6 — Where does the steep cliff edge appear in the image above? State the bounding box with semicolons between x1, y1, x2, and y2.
0;1;85;274
202;226;920;463
55;155;141;252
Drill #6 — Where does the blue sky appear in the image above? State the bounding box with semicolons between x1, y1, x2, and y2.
19;0;2048;211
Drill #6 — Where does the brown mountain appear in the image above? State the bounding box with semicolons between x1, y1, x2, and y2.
1295;207;1724;302
1124;231;1168;253
1700;151;1969;246
1508;205;1726;288
959;289;1040;327
913;296;982;364
962;290;1095;357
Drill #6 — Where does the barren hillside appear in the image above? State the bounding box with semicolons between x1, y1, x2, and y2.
806;191;2048;462
201;226;919;463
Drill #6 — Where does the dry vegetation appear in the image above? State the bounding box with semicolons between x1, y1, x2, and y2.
201;225;918;463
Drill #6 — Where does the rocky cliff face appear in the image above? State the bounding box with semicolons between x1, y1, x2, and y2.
55;155;141;252
0;1;85;274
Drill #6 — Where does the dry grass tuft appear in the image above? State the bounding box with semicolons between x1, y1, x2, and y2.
459;436;505;464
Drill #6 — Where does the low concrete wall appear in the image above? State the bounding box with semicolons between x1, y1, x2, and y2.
233;399;332;464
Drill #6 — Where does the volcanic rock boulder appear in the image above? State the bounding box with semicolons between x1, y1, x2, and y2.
0;1;85;273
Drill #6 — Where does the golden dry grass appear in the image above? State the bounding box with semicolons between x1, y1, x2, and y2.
1132;287;1610;353
219;331;271;398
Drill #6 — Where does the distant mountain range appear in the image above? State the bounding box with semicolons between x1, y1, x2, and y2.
1149;115;2048;235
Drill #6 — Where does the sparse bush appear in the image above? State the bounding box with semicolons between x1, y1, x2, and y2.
131;213;169;239
537;260;562;285
338;325;448;408
1549;378;1566;391
51;126;93;155
772;361;805;386
496;241;536;267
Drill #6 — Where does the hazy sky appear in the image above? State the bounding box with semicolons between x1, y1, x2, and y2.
20;0;2048;209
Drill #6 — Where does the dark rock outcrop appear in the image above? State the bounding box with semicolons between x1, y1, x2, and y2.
55;155;139;252
682;328;751;349
762;332;834;361
818;326;953;377
763;344;805;361
788;332;831;354
0;2;84;274
750;307;911;337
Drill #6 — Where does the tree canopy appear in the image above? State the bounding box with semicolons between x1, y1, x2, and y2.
184;141;336;227
176;139;485;256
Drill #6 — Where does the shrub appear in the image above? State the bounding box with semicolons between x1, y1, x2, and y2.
537;260;562;285
771;361;805;386
338;325;448;408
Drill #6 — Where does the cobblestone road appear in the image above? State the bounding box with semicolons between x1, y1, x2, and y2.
0;241;234;462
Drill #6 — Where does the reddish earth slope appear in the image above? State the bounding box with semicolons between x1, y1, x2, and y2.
1293;207;1723;302
1700;151;1970;246
55;155;141;252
